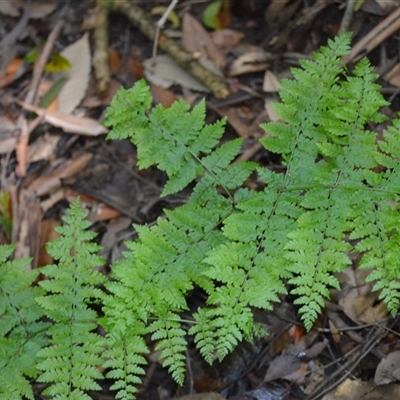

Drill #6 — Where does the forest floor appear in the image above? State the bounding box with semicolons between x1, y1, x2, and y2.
1;0;400;399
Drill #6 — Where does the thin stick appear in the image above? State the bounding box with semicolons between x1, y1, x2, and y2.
338;0;356;35
152;0;179;65
24;19;64;105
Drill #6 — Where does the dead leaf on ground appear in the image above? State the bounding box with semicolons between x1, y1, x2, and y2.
210;29;244;52
0;1;20;16
18;101;109;136
149;83;177;108
0;58;25;89
263;69;281;93
210;105;265;138
13;189;42;267
322;378;400;399
229;48;273;76
143;55;210;92
59;32;91;114
28;153;93;196
27;133;61;163
384;62;400;86
375;350;400;385
1;0;57;19
182;13;226;69
38;217;60;267
264;98;280;122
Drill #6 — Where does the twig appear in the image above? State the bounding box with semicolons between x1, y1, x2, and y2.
338;0;356;35
93;0;111;95
152;0;179;65
0;0;31;48
344;5;400;63
0;0;31;73
306;326;386;400
24;19;64;105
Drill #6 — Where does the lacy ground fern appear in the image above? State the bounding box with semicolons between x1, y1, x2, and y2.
1;33;400;399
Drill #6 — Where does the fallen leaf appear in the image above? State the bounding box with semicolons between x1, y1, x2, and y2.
182;13;226;69
0;1;20;16
150;83;177;108
210;29;244;51
0;58;24;88
18;101;109;136
29;153;93;196
229;49;273;76
384;62;400;87
143;55;210;92
375;350;400;385
263;69;282;93
28;133;61;163
322;378;400;399
29;1;57;19
59;32;91;114
264;99;280;122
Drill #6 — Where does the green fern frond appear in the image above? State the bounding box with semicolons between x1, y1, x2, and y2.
0;244;49;400
102;323;148;400
35;199;106;398
148;311;187;385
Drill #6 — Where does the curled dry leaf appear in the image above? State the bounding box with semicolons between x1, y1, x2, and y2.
229;49;273;76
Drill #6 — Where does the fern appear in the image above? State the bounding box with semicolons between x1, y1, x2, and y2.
102;80;257;398
2;32;400;400
99;33;400;397
35;199;107;399
0;245;49;400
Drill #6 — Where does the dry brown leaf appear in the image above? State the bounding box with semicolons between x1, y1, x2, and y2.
14;189;42;267
27;133;61;163
38;217;60;266
375;350;400;385
143;55;210;92
322;378;400;399
59;33;91;114
0;58;24;89
29;1;57;19
210;29;244;51
150;83;177;108
264;98;280;122
18;100;108;136
29;153;93;196
229;49;272;76
263;69;281;93
384;62;400;86
181;13;226;69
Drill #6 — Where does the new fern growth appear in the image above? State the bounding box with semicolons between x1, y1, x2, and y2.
1;33;400;400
